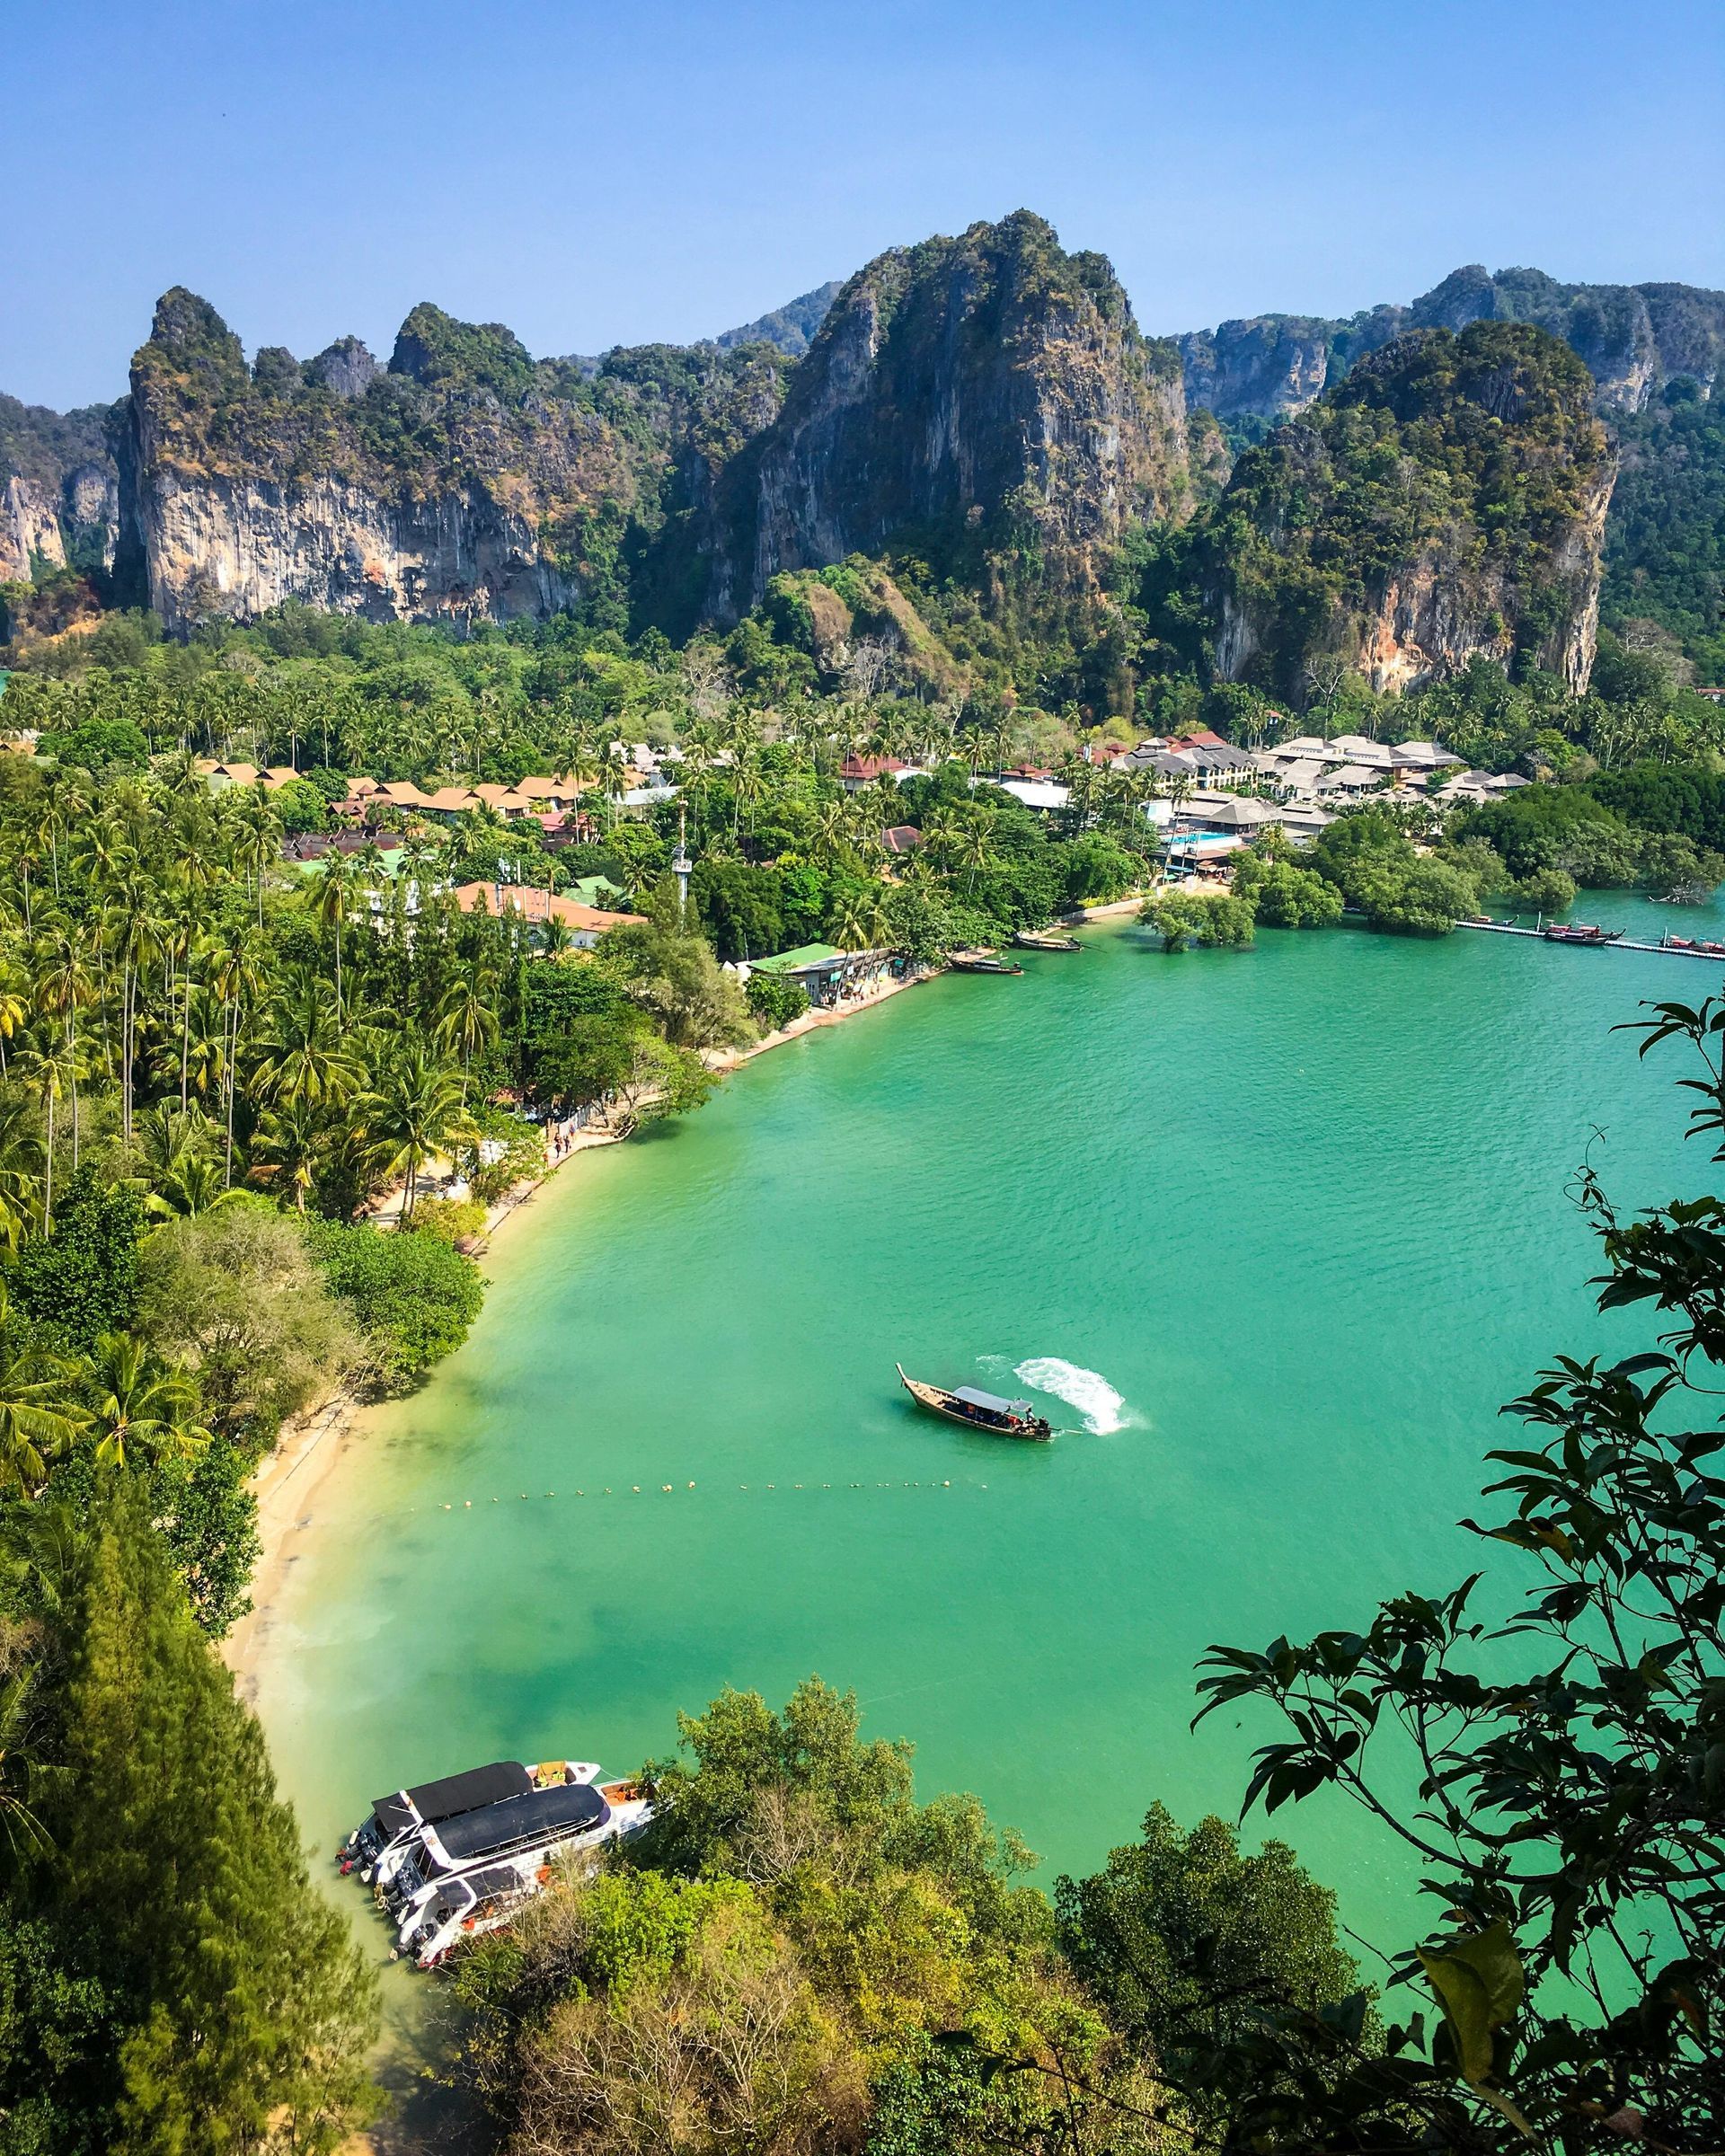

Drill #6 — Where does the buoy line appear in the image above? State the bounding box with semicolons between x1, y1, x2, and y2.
403;1477;988;1515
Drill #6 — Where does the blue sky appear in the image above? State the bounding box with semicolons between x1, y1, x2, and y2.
7;0;1723;408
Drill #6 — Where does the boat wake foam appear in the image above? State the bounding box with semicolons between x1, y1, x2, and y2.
994;1356;1133;1435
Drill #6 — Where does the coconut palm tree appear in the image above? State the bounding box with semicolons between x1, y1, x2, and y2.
434;972;500;1100
358;1044;475;1225
84;1332;208;1470
313;848;363;1021
15;1027;78;1233
0;1289;83;1498
34;926;97;1163
250;983;364;1110
248;1099;326;1214
0;1095;44;1253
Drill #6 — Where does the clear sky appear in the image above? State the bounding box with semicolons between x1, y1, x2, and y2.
7;0;1723;409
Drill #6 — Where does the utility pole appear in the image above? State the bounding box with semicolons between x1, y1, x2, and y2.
672;805;693;923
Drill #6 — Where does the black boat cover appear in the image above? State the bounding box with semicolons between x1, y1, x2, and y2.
435;1780;607;1864
952;1386;1031;1416
422;1863;524;1922
371;1761;530;1841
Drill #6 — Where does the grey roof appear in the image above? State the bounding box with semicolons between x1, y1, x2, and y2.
953;1385;1033;1415
1323;765;1389;789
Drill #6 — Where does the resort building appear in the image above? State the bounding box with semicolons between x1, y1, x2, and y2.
448;882;645;950
747;942;904;1007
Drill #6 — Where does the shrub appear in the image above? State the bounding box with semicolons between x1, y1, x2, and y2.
411;1196;488;1248
302;1221;484;1392
745;973;810;1032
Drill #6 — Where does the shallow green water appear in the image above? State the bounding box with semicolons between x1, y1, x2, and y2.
258;900;1718;1958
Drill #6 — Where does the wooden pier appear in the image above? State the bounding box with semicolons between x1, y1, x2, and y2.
1456;920;1725;960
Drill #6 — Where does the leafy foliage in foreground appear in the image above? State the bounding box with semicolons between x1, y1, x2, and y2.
0;1480;378;2155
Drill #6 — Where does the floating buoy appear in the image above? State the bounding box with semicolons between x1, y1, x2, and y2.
687;1480;695;1489
464;1500;472;1508
661;1484;672;1493
442;1503;452;1511
632;1486;640;1493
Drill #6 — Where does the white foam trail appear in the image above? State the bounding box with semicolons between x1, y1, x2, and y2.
1011;1357;1130;1435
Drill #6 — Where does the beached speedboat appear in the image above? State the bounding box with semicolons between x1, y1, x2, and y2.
345;1757;600;1886
398;1862;544;1969
949;948;1024;975
897;1364;1053;1442
383;1775;656;1925
1013;929;1084;952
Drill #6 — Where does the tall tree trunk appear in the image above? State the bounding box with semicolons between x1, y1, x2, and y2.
225;1002;237;1188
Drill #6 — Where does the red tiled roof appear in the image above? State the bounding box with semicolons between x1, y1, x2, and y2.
839;754;907;779
449;882;646;933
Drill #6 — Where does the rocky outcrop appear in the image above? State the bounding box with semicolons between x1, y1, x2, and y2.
122;289;783;632
1178;268;1725;421
720;212;1190;621
1206;321;1616;697
0;395;120;582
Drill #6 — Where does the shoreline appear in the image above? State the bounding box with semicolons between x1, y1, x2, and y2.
224;958;945;1694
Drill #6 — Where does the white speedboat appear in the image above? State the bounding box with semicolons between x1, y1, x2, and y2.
345;1757;600;1886
383;1775;656;1927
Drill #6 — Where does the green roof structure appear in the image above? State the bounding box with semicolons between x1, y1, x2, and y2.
752;942;844;974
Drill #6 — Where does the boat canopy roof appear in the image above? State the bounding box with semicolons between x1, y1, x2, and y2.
952;1385;1033;1416
434;1781;607;1864
422;1863;525;1921
372;1761;530;1840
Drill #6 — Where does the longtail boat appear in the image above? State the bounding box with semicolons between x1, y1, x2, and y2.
1543;923;1623;946
948;948;1024;975
1014;929;1084;952
897;1365;1053;1442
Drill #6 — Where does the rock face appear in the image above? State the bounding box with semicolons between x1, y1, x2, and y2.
1178;267;1725;421
1205;321;1616;696
121;289;786;633
0;395;120;583
721;212;1190;620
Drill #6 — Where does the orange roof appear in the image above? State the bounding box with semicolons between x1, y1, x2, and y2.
449;882;646;934
512;773;583;799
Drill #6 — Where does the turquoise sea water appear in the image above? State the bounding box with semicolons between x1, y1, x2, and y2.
255;900;1719;1966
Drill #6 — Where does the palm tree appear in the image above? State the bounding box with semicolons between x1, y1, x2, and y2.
358;1044;475;1225
15;1028;77;1234
250;984;364;1110
34;927;96;1164
0;1095;44;1253
248;1099;327;1214
0;1289;83;1498
313;849;364;1021
952;808;999;897
829;886;890;952
0;954;28;1078
434;973;500;1100
84;1332;208;1470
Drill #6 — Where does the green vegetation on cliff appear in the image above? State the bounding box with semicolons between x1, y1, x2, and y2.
1154;322;1615;703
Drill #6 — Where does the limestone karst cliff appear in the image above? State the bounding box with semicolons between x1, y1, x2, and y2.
7;229;1705;665
120;289;792;633
715;212;1191;623
1177;266;1725;423
1198;321;1616;697
0;395;120;585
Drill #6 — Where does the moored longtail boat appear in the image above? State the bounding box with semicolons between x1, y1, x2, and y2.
1013;929;1084;952
897;1364;1053;1441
